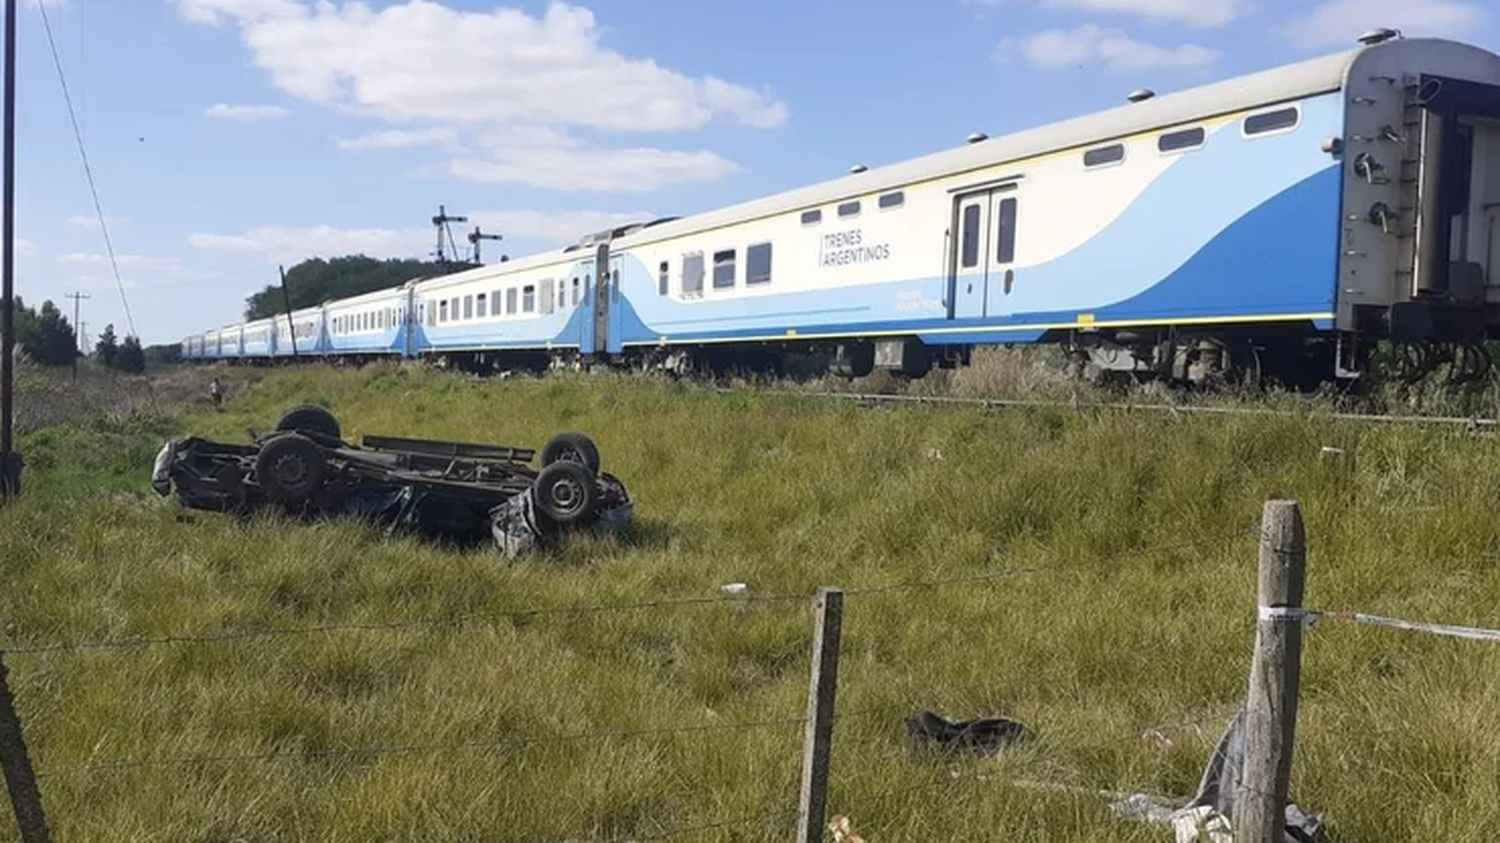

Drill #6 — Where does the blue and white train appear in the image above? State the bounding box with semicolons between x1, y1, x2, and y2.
184;32;1500;387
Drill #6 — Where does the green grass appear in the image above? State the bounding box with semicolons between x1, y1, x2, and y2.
3;362;1500;840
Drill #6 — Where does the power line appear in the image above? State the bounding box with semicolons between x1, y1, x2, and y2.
35;0;134;338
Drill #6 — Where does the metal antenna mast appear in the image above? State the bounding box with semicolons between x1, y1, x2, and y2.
466;225;503;264
431;205;467;265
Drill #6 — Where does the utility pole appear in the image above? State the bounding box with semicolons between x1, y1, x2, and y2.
65;291;89;380
1;0;20;504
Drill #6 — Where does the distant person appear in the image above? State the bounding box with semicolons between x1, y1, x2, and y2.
209;377;224;410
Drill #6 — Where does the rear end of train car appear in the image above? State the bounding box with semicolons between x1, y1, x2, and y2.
1335;35;1500;383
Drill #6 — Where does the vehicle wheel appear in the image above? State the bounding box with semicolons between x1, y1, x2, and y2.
255;433;328;504
276;404;341;440
540;432;600;475
532;461;599;526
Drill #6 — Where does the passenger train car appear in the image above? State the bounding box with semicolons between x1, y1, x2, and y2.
185;33;1500;387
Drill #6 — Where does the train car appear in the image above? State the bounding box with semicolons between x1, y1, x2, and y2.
182;33;1500;387
271;305;326;359
325;283;417;361
578;32;1500;386
240;317;276;360
410;250;597;367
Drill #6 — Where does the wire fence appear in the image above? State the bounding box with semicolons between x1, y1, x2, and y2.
1;513;1497;841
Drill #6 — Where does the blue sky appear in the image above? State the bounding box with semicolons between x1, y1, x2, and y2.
9;0;1497;345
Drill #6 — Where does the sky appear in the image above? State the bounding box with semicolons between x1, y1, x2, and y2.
6;0;1498;346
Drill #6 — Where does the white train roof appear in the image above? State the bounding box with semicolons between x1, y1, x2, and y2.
608;37;1479;247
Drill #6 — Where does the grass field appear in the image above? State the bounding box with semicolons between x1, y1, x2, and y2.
3;361;1500;841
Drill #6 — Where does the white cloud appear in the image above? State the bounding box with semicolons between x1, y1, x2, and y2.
450;146;740;193
16;239;34;257
961;0;1244;27
173;0;787;133
188;224;429;264
66;214;130;228
188;209;657;264
1002;25;1219;71
173;0;784;193
204;102;290;121
336;127;462;152
1281;0;1487;49
57;253;185;272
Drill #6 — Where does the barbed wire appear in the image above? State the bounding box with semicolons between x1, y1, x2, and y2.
3;526;1256;658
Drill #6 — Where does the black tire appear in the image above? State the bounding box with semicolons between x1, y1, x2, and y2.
540;432;600;475
255;433;328;504
276;404;341;440
532;460;599;526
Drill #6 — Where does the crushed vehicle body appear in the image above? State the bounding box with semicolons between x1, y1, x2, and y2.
151;405;631;557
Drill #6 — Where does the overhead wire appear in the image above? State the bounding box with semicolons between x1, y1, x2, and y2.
35;0;136;339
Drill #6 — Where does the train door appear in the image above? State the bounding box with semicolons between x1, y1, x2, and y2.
948;183;1018;319
576;257;597;354
606;253;625;354
1460;118;1500;290
592;243;612;357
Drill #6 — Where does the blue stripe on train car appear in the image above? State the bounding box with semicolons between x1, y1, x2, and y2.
608;92;1342;348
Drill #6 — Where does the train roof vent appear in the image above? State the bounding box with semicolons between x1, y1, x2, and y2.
850;164;868;174
1126;88;1155;103
1357;27;1401;45
643;216;681;228
967;132;988;144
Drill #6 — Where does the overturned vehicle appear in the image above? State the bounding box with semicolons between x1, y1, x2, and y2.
150;405;632;557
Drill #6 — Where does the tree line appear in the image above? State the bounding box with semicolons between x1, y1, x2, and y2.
242;255;476;320
3;297;152;373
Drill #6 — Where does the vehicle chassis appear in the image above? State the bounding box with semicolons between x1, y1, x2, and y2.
151;406;631;557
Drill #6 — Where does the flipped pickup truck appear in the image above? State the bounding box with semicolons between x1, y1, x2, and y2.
150;405;632;557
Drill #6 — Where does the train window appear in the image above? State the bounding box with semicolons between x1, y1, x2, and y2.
683;252;704;297
506;288;517;314
1158;127;1205;153
439;300;448;323
659;261;670;295
488;290;499;316
522;285;535;313
1083;143;1124;167
838;201;860;218
1244;107;1299;136
747;242;772;285
996;197;1018;264
878;192;904;210
961;204;981;268
540;280;555;314
476;293;487;316
572;277;580;306
801;209;822;225
713;249;737;289
463;295;473;319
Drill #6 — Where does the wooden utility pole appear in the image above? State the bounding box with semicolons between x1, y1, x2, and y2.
1236;500;1307;843
796;587;843;843
65;291;89;380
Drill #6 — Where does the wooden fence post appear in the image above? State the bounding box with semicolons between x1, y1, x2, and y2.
1235;500;1306;843
0;651;49;842
796;587;843;843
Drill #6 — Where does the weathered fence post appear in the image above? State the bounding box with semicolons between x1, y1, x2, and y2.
796;587;843;843
1236;500;1306;843
0;651;49;842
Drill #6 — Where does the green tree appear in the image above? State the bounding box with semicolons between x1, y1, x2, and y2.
242;254;477;320
94;323;119;368
14;298;78;366
116;335;146;374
